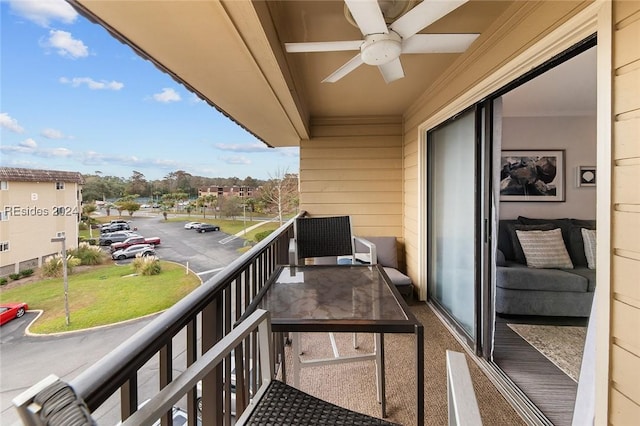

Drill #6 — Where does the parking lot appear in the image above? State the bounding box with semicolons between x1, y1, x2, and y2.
105;216;246;282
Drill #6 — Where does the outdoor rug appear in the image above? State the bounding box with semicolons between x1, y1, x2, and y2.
507;323;586;382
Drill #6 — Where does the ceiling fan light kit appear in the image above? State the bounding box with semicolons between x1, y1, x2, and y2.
360;32;402;65
285;0;475;84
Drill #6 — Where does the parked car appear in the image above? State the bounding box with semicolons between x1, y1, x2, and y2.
110;236;161;253
196;224;220;233
111;244;156;260
0;302;28;325
99;231;140;246
196;355;252;417
115;401;199;426
101;223;131;233
184;222;203;229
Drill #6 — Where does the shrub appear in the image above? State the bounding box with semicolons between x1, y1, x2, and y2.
9;273;21;281
20;269;34;277
254;230;273;242
0;277;7;286
78;222;88;230
41;254;82;278
69;242;107;265
132;255;161;276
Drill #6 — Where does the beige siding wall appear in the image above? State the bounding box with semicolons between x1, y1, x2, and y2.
299;117;404;241
610;0;640;421
0;181;80;275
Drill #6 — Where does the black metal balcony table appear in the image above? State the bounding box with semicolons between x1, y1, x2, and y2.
245;264;424;426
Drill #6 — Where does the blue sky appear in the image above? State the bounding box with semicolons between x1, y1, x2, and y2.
0;0;299;181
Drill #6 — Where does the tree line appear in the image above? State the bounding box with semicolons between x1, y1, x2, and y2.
81;169;298;224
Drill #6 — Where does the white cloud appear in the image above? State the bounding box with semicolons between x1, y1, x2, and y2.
36;147;73;158
60;77;124;90
9;0;77;27
41;128;65;139
43;30;89;58
0;139;72;158
189;93;205;104
222;155;252;165
152;88;181;103
0;112;25;133
19;138;38;150
215;142;269;153
0;138;37;153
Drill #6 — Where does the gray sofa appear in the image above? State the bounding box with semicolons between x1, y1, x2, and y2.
496;217;596;317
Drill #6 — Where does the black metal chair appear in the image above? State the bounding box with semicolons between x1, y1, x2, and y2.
289;215;374;265
237;378;400;425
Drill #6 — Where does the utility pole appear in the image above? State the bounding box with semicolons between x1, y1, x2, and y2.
51;235;70;326
243;203;247;235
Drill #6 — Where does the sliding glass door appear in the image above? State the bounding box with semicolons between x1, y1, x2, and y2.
427;108;480;340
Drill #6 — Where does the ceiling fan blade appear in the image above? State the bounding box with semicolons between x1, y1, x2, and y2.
344;0;388;36
402;33;479;53
390;0;469;39
285;40;362;53
322;54;364;83
379;58;405;83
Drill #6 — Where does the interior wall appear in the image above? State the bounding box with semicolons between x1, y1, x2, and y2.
499;115;597;220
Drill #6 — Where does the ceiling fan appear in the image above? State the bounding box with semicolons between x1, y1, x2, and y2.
284;0;479;84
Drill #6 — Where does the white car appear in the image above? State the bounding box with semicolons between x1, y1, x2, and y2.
112;244;156;260
184;222;203;229
116;402;199;426
196;356;252;417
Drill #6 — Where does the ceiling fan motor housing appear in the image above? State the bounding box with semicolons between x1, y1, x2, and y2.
360;32;402;65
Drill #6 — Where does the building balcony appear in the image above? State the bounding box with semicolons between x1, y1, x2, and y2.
12;213;523;426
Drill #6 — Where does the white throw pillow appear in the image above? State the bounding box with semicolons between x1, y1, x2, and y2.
581;228;596;269
515;228;574;269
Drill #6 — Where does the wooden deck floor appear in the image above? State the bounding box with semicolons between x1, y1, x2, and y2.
493;315;587;426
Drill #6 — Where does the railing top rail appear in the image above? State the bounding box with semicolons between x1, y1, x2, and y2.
71;212;305;408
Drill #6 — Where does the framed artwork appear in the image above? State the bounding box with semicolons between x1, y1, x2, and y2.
577;165;596;187
500;150;565;202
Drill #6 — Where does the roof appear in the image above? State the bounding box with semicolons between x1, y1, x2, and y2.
0;167;85;184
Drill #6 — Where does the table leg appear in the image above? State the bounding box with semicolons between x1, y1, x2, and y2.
375;333;386;417
416;324;424;426
292;332;301;388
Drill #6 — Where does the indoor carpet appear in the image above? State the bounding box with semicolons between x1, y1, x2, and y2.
507;323;586;382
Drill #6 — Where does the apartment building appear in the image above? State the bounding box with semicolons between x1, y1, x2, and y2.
197;185;257;199
0;167;84;277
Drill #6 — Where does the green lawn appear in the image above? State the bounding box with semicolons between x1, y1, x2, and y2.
0;262;200;334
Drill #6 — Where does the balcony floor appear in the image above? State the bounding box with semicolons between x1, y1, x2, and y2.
278;303;526;426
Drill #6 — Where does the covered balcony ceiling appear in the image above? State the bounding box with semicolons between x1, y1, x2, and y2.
68;0;513;147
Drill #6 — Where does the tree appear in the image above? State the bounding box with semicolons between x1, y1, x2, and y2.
117;200;141;217
260;168;299;225
82;203;98;237
126;171;149;197
221;196;242;219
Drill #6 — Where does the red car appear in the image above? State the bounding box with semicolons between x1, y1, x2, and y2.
110;236;161;253
0;302;28;325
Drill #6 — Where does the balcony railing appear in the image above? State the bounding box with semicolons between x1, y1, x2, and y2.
57;212;302;425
